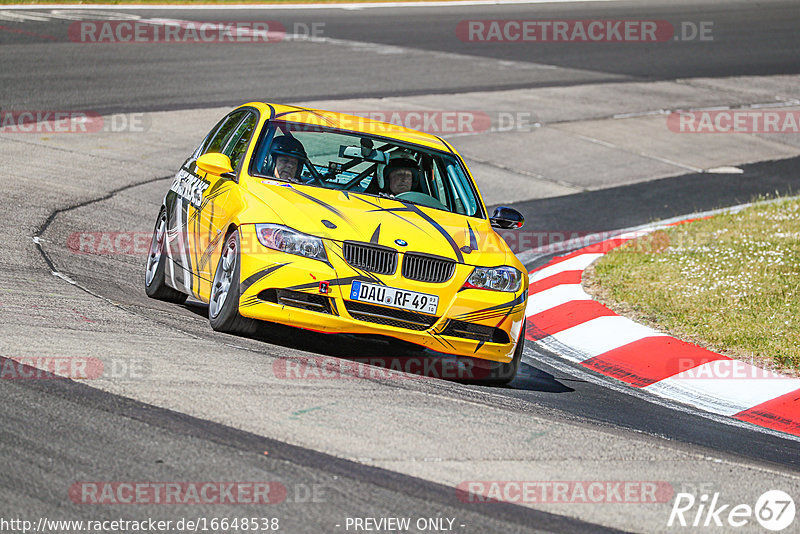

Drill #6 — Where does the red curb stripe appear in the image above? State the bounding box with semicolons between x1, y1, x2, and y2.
526;300;617;341
733;389;800;437
581;337;731;388
525;217;799;438
549;237;632;264
528;237;630;275
573;237;632;255
529;270;583;294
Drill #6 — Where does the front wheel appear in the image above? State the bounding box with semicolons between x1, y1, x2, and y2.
144;208;187;304
476;320;526;386
208;229;257;335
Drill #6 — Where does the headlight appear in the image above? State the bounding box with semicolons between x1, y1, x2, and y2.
463;266;522;292
254;223;327;262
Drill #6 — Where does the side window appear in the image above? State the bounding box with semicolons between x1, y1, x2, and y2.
203;111;247;155
193;116;226;158
431;161;450;208
446;163;475;216
223;112;257;171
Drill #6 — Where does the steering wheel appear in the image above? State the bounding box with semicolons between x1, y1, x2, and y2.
395;191;448;210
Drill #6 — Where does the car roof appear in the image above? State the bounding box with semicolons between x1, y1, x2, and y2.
239;102;454;153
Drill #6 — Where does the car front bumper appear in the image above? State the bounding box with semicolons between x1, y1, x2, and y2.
236;239;527;363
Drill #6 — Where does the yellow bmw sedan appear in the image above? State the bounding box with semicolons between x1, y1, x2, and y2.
145;103;528;384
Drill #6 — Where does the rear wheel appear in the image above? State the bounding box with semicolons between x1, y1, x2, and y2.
208;229;257;335
144;208;187;304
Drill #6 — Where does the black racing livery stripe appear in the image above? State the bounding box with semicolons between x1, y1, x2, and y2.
239;295;261;308
457;303;526;324
287;275;375;292
401;202;464;263
430;332;456;352
198;230;226;271
203;178;230;201
273;107;334;124
286;187;352;224
352;196;429;234
460;221;478;254
240;262;290;294
453;291;527;322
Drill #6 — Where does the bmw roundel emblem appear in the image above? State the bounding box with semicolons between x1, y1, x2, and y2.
394;239;408;247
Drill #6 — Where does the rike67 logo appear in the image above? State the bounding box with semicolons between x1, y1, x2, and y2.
668;490;795;531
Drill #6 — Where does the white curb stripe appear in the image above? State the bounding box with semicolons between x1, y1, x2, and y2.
643;361;800;416
548;316;665;362
529;253;603;283
525;283;591;316
524;196;800;437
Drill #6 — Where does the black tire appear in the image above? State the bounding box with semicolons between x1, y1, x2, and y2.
208;229;257;335
144;208;188;304
476;320;526;386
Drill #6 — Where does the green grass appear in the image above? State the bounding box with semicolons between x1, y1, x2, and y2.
586;197;800;373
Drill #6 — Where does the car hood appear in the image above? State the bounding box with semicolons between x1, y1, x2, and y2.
244;180;512;267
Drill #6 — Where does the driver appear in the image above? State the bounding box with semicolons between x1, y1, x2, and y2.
377;151;420;196
266;135;307;182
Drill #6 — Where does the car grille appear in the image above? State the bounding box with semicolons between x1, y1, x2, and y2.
344;301;438;331
258;289;334;315
343;242;397;275
441;320;510;344
402;253;456;283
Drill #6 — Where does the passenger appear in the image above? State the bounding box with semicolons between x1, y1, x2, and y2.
266;135;307;182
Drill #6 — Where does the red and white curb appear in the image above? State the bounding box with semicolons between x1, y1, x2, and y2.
524;219;800;439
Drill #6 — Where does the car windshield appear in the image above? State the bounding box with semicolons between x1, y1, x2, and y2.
250;120;484;218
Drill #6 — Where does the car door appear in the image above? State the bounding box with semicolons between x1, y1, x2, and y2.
192;110;258;300
165;110;246;295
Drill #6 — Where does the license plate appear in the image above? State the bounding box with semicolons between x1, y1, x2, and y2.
349;281;438;315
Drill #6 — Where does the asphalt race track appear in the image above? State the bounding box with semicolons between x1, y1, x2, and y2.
1;1;800;533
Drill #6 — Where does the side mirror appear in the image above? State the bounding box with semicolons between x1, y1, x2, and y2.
490;206;524;229
197;153;235;178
